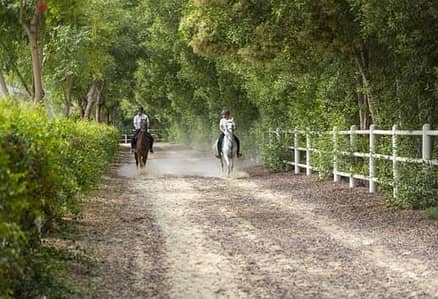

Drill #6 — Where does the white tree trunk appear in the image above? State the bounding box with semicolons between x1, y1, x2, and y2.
84;80;98;120
0;68;9;97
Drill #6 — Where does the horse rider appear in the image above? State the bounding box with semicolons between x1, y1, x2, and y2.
131;106;154;153
216;110;242;158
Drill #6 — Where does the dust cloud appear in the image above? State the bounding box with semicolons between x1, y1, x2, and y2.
117;143;252;178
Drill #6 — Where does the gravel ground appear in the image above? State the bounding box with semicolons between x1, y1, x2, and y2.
74;143;438;298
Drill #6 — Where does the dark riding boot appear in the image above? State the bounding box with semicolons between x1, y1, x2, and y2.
234;135;242;157
146;132;154;153
216;134;224;158
131;130;139;150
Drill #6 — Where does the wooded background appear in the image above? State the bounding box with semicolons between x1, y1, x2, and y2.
1;0;436;137
0;1;437;296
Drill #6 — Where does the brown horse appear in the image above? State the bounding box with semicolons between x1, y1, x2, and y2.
134;120;150;168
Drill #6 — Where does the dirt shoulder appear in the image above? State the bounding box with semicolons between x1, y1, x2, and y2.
74;143;438;298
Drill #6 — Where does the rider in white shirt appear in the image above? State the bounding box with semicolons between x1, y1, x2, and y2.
216;110;241;158
133;111;149;130
131;106;154;153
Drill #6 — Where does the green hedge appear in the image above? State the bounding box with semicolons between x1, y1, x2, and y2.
0;98;119;298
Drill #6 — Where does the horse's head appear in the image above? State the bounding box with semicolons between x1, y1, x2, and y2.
140;119;148;132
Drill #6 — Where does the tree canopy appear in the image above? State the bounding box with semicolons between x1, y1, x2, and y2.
0;0;436;137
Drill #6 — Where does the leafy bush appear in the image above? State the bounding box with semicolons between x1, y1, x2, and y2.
390;163;438;209
260;129;293;171
425;207;438;220
311;133;333;178
0;98;119;298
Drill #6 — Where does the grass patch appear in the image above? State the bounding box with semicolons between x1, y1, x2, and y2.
424;207;438;220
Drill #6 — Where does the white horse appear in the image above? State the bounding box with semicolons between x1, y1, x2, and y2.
220;119;237;176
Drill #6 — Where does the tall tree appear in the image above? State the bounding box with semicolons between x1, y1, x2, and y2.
19;0;47;102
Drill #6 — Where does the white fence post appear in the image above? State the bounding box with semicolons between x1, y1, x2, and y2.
124;133;128;144
392;125;399;198
369;124;376;193
349;125;357;188
423;124;432;160
306;132;311;176
333;127;340;182
294;129;300;174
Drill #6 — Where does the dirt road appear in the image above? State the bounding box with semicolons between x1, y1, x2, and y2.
76;143;438;298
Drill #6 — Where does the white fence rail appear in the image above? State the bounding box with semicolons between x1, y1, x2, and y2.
278;124;437;199
120;129;162;144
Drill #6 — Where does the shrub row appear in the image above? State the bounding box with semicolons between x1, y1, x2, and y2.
0;98;119;298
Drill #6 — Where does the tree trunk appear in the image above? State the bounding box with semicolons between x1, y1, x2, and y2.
20;0;45;103
64;75;73;118
354;46;374;129
83;80;100;120
28;31;44;103
95;82;104;122
79;96;87;118
83;83;97;120
0;68;9;97
95;96;103;122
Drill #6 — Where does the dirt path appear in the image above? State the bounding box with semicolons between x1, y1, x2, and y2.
76;143;438;298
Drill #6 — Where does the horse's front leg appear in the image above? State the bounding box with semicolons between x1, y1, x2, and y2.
143;153;147;167
229;158;233;176
224;155;231;176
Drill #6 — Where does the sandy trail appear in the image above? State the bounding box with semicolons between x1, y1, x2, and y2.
76;143;438;298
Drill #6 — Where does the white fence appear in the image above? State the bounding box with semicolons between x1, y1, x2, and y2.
278;124;438;198
120;129;162;144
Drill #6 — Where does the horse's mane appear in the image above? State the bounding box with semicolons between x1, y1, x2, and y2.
136;120;149;151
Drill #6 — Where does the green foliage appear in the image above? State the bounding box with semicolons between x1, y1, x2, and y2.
310;133;334;178
389;164;438;209
11;246;79;299
0;98;118;297
259;129;292;171
425;207;438;220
